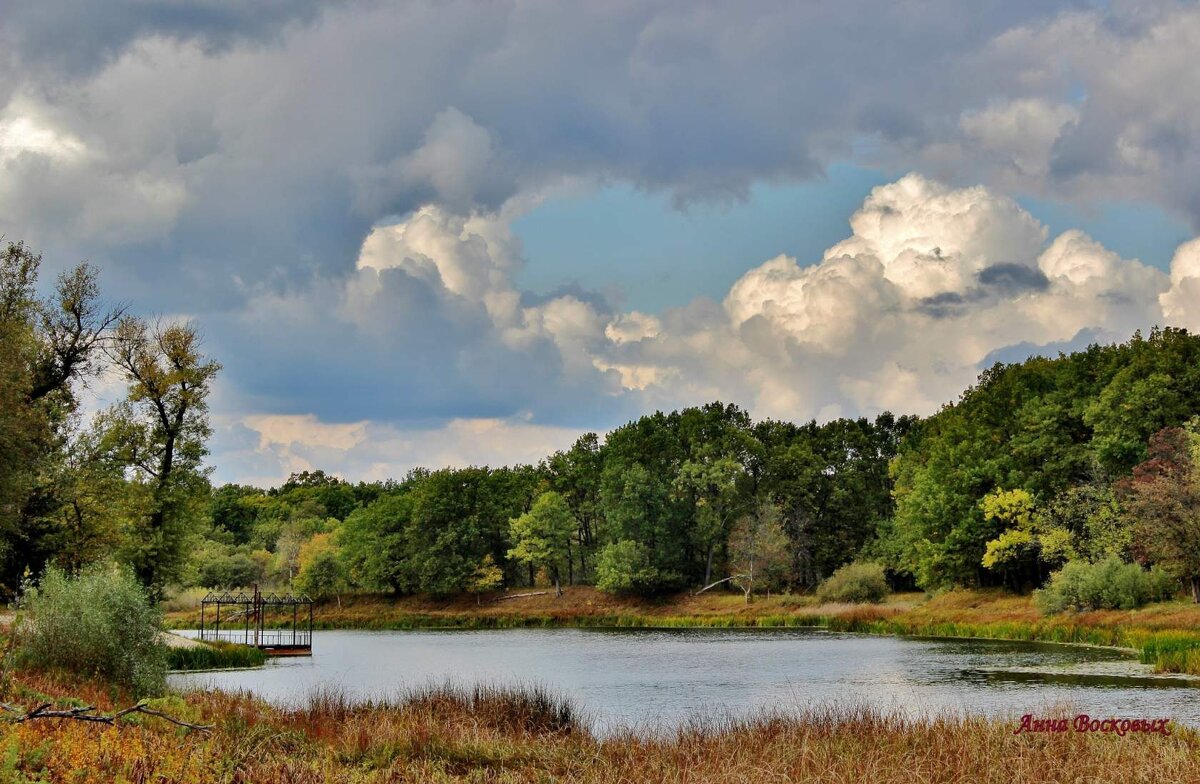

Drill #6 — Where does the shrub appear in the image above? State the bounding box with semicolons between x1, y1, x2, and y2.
17;564;167;695
816;562;890;604
1035;557;1176;613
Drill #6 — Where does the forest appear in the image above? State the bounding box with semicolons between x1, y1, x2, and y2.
5;238;1200;607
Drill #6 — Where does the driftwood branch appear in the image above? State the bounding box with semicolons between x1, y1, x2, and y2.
493;591;549;602
0;700;213;732
694;575;748;595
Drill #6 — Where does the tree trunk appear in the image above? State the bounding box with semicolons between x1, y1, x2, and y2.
1191;576;1199;604
554;573;562;599
705;542;715;586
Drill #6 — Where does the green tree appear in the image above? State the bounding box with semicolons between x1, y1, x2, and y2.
295;548;349;606
467;554;505;605
1041;482;1130;563
0;242;122;592
595;540;662;594
209;484;264;544
980;488;1074;587
545;432;603;583
339;490;415;592
107;318;220;598
676;454;745;586
508;491;576;597
599;462;684;592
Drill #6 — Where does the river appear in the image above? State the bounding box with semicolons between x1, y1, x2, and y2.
169;627;1200;733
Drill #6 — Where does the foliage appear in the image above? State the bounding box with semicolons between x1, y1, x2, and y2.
979;488;1074;587
815;562;890;604
187;540;271;589
294;534;349;602
726;501;790;601
106;317;220;597
884;329;1200;590
0;242;123;595
1034;557;1177;614
1119;421;1200;601
508;492;576;596
339;490;415;592
467;554;505;603
16;565;167;695
595;540;663;594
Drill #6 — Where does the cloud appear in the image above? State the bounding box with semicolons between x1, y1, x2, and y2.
14;0;1200;298
959;99;1079;177
216;412;585;486
1160;238;1200;330
598;174;1175;421
200;170;1200;480
4;2;1200;481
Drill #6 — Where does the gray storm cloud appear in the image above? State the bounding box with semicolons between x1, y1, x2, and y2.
3;0;1200;481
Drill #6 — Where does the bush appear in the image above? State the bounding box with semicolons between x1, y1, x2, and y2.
816;562;890;604
17;565;167;695
595;540;663;595
1035;556;1176;614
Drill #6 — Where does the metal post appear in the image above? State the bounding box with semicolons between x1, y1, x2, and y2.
292;603;297;646
200;601;205;642
215;602;220;642
308;602;313;648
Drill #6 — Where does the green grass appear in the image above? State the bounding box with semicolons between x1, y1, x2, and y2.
166;640;268;671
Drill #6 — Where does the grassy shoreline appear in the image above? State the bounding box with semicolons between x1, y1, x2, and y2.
166;587;1200;674
5;668;1200;783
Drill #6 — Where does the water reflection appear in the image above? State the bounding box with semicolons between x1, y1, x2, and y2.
170;627;1200;732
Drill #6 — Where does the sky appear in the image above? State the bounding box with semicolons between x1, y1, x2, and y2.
3;0;1200;485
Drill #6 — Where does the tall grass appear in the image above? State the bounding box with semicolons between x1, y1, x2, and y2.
167;641;268;671
7;670;1200;783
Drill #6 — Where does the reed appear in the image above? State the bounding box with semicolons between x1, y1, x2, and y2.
4;670;1200;783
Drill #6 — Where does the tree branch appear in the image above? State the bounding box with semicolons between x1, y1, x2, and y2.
1;700;212;732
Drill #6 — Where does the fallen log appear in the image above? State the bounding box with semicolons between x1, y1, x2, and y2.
493;591;549;602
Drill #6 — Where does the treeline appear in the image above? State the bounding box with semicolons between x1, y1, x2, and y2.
7;238;1200;605
200;410;914;599
880;327;1200;593
199;328;1200;603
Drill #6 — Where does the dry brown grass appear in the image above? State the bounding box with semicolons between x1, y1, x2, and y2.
3;668;1199;783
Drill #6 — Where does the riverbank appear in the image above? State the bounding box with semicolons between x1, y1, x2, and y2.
5;668;1200;783
166;587;1200;674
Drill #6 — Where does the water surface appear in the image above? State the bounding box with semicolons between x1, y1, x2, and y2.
170;628;1199;732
